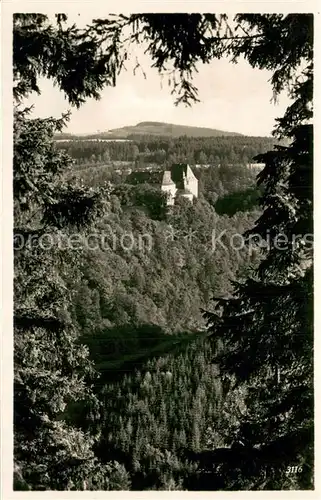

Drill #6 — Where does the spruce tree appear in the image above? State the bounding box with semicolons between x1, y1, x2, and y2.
204;15;313;490
13;14;128;491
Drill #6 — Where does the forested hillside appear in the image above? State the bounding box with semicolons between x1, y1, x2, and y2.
50;136;261;488
83;120;244;138
55;134;275;167
72;185;261;333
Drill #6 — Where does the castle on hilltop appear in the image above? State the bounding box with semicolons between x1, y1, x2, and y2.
127;164;198;206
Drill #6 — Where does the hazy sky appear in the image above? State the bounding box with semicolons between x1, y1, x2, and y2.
27;15;292;137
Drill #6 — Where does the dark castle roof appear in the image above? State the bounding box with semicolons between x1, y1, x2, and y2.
127;164;196;190
170;164;189;190
126;170;163;186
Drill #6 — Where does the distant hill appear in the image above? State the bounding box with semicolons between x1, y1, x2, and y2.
104;121;244;138
55;122;245;141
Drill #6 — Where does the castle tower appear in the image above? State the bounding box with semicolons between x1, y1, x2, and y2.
161;170;177;205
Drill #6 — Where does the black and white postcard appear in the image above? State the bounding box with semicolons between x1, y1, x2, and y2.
1;2;319;496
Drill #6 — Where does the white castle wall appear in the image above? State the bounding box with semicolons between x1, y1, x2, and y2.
160;165;198;206
161;183;177;206
180;192;194;202
184;166;198;198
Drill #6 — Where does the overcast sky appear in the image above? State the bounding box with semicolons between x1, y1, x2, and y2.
27;14;292;137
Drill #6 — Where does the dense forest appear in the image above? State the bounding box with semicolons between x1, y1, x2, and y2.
64;159;262;489
12;13;313;492
57;134;263;213
55;134;276;167
70;163;262;330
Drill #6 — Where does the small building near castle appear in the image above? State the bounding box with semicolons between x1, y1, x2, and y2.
127;164;198;206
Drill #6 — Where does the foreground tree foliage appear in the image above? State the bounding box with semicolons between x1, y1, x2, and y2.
204;19;313;490
205;126;313;489
13;13;313;490
13;108;132;490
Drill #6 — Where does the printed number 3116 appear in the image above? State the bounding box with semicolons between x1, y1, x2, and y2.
286;466;303;474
